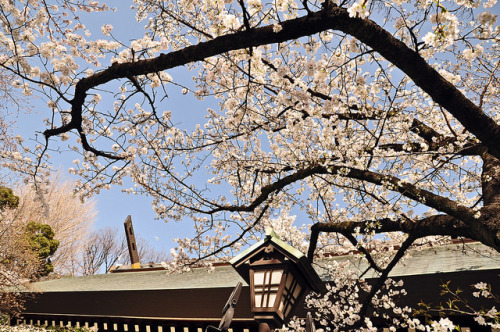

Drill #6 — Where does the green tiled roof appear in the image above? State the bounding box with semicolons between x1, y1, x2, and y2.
316;241;500;279
25;242;499;293
27;264;246;293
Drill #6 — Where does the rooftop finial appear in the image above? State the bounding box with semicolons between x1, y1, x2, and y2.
124;215;141;269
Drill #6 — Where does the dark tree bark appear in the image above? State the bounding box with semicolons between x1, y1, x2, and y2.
44;6;500;162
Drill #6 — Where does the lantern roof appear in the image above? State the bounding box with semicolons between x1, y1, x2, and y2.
230;228;326;293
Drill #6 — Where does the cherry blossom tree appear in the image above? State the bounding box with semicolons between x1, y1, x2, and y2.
0;67;33;185
1;0;499;329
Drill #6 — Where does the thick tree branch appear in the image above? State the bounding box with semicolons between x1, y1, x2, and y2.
44;6;500;160
377;142;485;156
308;214;472;260
482;153;500;207
328;166;477;223
211;163;475;221
216;163;478;239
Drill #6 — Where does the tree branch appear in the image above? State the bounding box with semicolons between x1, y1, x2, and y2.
208;162;477;231
44;6;500;160
308;214;472;261
354;234;416;329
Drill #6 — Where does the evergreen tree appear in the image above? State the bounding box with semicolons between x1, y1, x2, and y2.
25;222;59;277
0;187;19;211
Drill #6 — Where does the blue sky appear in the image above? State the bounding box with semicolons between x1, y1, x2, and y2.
11;1;213;254
12;1;500;258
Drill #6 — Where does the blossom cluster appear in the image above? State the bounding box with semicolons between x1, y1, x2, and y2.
1;0;499;330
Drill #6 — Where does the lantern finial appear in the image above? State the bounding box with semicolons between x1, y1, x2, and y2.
265;227;278;239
